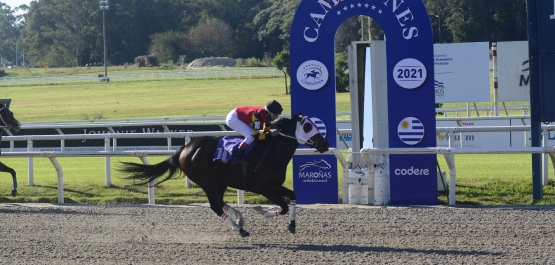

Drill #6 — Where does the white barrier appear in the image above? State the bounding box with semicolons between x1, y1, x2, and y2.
1;131;349;205
0;68;282;87
5;123;555;205
360;146;555;206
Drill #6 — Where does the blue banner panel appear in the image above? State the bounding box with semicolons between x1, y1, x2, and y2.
390;154;438;205
293;155;339;204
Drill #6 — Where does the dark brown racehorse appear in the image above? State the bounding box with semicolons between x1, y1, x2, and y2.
119;113;330;237
0;104;21;197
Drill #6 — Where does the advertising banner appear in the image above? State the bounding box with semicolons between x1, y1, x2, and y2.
497;41;530;102
434;42;491;103
436;120;511;148
291;0;437;205
2;124;222;151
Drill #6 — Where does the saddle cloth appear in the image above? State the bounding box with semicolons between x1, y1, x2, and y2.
213;136;255;164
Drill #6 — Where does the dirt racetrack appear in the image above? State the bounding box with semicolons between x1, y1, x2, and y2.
1;203;555;264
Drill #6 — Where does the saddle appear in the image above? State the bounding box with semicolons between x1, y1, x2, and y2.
213;137;255;164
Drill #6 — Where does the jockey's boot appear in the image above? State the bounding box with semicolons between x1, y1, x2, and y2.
231;142;248;165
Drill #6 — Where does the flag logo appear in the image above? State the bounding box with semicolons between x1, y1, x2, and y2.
309;117;327;138
397;117;425;145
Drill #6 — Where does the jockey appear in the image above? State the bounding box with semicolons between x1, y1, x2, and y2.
225;100;283;164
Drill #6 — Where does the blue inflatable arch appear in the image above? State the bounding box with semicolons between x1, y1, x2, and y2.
289;0;438;205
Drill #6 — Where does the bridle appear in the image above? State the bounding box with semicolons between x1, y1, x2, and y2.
0;107;14;131
254;119;317;173
278;131;317;148
277;117;319;148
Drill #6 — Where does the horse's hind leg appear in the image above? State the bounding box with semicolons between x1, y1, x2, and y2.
223;204;245;228
0;161;17;197
217;185;245;228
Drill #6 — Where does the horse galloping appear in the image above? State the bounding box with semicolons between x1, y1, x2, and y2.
0;104;21;197
119;113;330;237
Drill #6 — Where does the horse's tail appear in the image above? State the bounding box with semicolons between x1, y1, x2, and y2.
119;146;185;185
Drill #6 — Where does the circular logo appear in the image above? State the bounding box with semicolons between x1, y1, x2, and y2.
297;60;329;91
397;117;425;145
393;58;427;89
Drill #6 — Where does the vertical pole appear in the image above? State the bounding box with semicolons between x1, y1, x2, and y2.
103;9;108;80
27;139;34;186
104;137;111;187
527;0;543;201
139;156;155;205
492;42;499;116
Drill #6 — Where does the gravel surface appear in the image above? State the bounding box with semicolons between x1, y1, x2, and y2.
1;203;555;264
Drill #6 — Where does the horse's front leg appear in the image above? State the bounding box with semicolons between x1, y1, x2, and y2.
282;187;297;234
0;161;17;197
253;186;297;234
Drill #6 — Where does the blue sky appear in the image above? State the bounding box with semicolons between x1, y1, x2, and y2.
3;0;32;14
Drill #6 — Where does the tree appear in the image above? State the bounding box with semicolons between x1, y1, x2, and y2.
0;2;24;66
273;50;290;95
335;52;349;93
188;19;236;58
148;31;189;64
254;0;300;55
335;16;362;53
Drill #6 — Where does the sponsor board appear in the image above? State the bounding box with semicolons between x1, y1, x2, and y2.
434;42;491;103
436;120;511;148
497;41;530;102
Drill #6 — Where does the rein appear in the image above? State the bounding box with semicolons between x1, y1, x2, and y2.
0;107;9;128
278;131;316;148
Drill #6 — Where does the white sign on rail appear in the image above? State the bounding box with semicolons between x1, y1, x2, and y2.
496;41;530;102
434;42;491;103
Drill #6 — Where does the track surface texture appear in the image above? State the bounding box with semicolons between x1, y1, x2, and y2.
1;203;555;264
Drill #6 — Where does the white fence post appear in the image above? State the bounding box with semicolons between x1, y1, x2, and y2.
542;129;549;185
48;156;64;203
443;153;457;205
105;136;111;187
27;138;34;186
139;156;155;205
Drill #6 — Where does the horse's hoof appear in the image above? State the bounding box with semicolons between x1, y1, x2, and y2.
252;206;264;214
288;224;296;234
239;228;250;237
11;190;17;197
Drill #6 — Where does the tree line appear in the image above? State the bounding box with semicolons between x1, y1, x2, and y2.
0;0;528;68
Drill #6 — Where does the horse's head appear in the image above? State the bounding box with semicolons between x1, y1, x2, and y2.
0;104;21;134
274;113;329;153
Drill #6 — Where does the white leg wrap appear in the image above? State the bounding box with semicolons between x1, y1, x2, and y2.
221;213;241;231
263;211;280;217
224;204;245;227
223;204;238;216
289;200;296;221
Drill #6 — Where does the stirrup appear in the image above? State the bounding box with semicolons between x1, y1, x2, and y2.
231;157;249;165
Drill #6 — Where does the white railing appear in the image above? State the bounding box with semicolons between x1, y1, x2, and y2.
5;123;555;206
360;146;555;206
0;68;282;87
1;131;349;205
